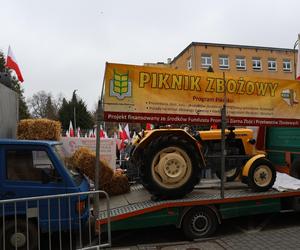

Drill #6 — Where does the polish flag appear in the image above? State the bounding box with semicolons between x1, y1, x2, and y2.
123;123;130;140
118;124;127;150
69;121;74;137
5;46;24;82
100;125;105;138
146;123;154;130
118;124;126;140
297;34;300;80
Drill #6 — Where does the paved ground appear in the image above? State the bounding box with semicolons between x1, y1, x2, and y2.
111;224;300;250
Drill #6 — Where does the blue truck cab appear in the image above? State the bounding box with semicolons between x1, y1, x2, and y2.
0;139;91;249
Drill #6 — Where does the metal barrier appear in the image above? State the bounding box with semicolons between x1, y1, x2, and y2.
0;190;111;250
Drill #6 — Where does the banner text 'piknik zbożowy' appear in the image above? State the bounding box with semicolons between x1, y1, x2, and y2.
103;62;300;127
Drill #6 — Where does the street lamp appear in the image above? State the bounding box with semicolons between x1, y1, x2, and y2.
73;89;78;134
293;35;300;80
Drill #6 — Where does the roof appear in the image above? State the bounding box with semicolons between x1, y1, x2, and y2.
171;42;296;64
0;139;61;146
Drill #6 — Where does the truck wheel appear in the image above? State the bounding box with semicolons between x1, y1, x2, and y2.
182;207;218;240
247;158;276;192
1;219;38;250
290;159;300;179
142;134;201;199
216;168;240;182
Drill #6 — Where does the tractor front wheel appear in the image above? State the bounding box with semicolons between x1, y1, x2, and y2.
247;158;276;192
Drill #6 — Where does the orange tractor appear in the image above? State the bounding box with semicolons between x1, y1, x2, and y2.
129;127;276;199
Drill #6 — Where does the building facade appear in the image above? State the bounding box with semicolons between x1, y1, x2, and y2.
169;42;297;80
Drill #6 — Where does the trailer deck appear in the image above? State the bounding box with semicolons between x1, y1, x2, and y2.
98;180;300;224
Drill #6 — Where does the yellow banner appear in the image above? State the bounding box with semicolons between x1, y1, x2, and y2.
103;62;300;127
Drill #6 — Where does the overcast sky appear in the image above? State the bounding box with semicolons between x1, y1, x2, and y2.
1;0;299;110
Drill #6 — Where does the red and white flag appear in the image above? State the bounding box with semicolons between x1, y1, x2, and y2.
100;125;105;138
69;121;74;137
146;123;154;130
5;46;24;82
118;124;127;150
297;34;300;80
123;123;130;140
118;124;126;140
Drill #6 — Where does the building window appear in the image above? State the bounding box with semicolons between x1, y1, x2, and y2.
187;58;192;70
236;57;246;70
201;55;212;68
283;59;291;72
219;56;229;69
252;58;262;71
268;59;277;71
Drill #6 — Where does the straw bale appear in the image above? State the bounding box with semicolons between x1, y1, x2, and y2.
70;147;129;196
102;171;130;196
71;147;91;168
70;147;114;186
18;119;61;141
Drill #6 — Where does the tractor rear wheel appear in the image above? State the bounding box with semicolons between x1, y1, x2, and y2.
141;134;201;199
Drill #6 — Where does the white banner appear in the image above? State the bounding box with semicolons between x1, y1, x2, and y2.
60;137;117;169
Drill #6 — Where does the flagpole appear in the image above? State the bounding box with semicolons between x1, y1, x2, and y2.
293;34;300;80
73;89;78;135
93;99;102;219
220;72;227;199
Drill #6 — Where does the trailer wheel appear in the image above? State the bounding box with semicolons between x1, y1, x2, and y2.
216;168;240;182
247;158;276;192
182;207;218;240
0;219;38;250
142;134;201;199
290;159;300;179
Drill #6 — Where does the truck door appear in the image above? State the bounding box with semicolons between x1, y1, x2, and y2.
1;145;69;231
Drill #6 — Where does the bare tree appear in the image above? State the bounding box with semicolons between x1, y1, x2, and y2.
28;91;50;118
28;91;63;119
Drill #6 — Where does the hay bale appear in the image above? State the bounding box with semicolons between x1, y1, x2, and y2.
102;171;130;196
18;119;61;141
70;147;114;187
70;147;90;168
70;147;130;196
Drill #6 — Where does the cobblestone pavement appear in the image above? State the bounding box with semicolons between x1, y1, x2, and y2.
111;225;300;250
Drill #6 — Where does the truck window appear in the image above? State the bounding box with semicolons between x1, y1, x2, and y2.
52;144;84;186
6;149;59;182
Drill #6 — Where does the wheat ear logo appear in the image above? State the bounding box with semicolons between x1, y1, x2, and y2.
281;89;299;106
109;70;132;100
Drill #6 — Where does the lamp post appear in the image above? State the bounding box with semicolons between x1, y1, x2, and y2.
293;35;300;80
73;89;78;134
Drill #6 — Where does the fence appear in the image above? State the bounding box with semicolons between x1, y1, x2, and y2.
0;190;111;250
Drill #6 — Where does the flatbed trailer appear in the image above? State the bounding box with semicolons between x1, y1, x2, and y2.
97;180;300;240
